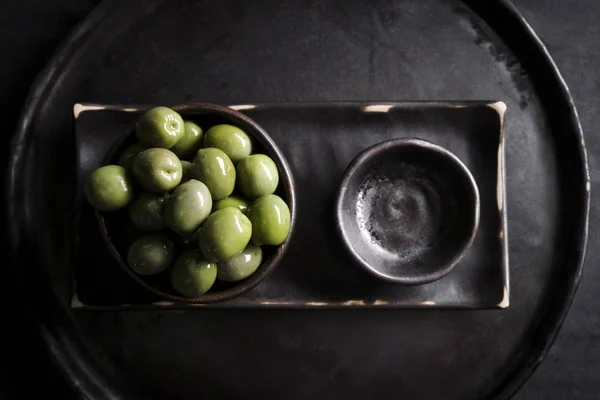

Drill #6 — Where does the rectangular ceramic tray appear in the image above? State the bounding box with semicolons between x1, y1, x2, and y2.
71;101;508;309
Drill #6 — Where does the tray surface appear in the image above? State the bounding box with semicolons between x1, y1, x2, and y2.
73;101;508;309
6;0;589;399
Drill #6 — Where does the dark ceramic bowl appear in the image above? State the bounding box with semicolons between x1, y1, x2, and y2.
335;138;480;285
95;103;296;304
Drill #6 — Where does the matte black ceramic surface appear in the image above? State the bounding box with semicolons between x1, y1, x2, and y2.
336;138;480;285
73;101;507;309
93;103;296;304
6;0;589;399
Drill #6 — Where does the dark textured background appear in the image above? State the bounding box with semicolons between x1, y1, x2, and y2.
2;0;598;398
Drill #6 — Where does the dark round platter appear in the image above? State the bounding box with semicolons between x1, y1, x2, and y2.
7;0;590;399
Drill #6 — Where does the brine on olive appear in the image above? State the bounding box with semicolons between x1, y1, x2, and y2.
127;234;174;275
133;148;182;192
192;147;235;200
217;244;262;282
197;207;252;262
84;165;134;212
136;106;185;149
204;124;252;163
236;154;279;199
247;194;291;246
212;195;250;214
171;249;217;297
180;160;194;183
171;121;204;159
164;179;212;237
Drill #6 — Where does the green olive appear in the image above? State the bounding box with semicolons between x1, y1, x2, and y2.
204;124;252;163
212;195;250;214
128;192;169;231
236;154;279;199
127;234;174;275
117;141;148;169
84;165;134;211
164;179;212;237
132;148;182;193
198;207;252;262
217;244;262;282
248;194;291;246
135;106;185;148
171;249;217;297
171;121;204;160
192;147;235;200
180;160;193;183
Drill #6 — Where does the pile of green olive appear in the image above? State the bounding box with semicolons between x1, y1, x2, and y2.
84;106;291;297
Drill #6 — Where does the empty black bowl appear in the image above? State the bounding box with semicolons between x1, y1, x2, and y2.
335;138;480;285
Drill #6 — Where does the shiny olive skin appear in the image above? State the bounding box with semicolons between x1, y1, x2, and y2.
198;207;252;262
204;124;252;163
127;234;174;275
171;121;203;159
192;147;235;200
164;179;212;237
117;141;148;169
180;160;193;183
236;154;279;199
84;165;134;211
248;194;291;246
171;249;217;297
128;192;169;231
212;195;250;214
217;244;262;282
133;148;182;192
135;107;185;148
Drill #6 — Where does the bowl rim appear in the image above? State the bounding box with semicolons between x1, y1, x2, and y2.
94;102;297;304
334;137;480;285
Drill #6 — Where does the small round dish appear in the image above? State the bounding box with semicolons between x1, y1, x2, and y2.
95;102;296;304
335;138;480;285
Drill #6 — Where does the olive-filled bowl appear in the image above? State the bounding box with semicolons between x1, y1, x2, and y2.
92;103;296;304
